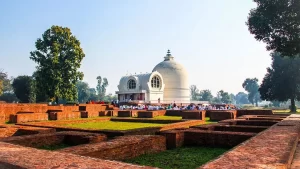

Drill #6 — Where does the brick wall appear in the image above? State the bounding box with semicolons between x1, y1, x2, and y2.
58;135;166;160
10;113;48;123
117;110;132;117
182;111;205;120
166;110;182;116
160;130;185;149
236;109;273;117
137;110;166;118
0;142;154;169
209;110;237;121
184;129;255;148
0;131;107;148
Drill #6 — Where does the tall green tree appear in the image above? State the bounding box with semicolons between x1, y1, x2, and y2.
30;25;85;103
235;92;250;105
76;81;90;103
242;78;261;106
190;85;199;100
260;52;300;112
96;76;109;100
247;0;300;57
0;69;12;95
219;90;231;104
199;89;213;102
12;76;36;103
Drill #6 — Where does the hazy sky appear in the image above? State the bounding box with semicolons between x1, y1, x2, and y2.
0;0;271;96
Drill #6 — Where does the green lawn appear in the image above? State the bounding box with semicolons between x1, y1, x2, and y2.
153;116;182;120
124;146;228;169
61;121;165;130
205;117;217;124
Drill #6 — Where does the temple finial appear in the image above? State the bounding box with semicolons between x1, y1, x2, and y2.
164;49;174;61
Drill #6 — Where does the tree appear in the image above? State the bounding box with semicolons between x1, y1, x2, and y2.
0;93;18;103
260;52;300;112
76;81;90;103
199;89;213;102
12;76;36;103
190;85;199;100
242;78;261;106
30;25;85;103
235;92;250;105
96;76;108;100
0;69;12;95
88;88;98;101
246;0;300;57
219;90;231;104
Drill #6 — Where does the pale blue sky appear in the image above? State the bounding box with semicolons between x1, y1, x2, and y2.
0;0;271;96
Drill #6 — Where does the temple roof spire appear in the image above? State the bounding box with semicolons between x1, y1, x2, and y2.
164;49;174;61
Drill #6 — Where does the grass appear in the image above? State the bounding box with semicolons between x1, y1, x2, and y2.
124;146;229;169
153;116;182;120
38;143;71;151
61;121;165;130
205;117;217;124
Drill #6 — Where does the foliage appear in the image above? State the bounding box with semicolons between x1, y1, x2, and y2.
0;69;13;95
242;78;261;106
12;76;36;103
103;93;117;102
76;81;90;103
0;93;18;103
125;146;229;169
30;25;85;103
246;0;300;57
190;85;199;100
260;52;300;112
199;89;213;102
62;121;164;130
218;90;231;104
235;92;250;105
96;76;109;100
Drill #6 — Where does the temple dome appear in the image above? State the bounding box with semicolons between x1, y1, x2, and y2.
152;50;190;102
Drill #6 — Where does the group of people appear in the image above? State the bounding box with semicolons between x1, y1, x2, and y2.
119;102;235;111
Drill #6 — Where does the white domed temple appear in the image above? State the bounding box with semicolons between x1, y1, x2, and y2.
116;50;190;104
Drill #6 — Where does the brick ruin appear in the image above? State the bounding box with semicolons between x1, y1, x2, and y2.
1;103;300;168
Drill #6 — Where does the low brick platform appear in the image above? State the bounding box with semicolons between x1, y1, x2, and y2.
0;125;56;138
137;110;166;118
191;124;269;133
165;110;182;116
9;113;48;123
99;110;118;116
236;109;273;117
0;131;107;148
184;129;255;148
160;129;185;149
199;115;300;169
219;119;279;126
209;110;237;121
58;135;166;160
118;110;132;117
0;142;154;169
80;111;99;118
182;111;205;120
49;111;81;120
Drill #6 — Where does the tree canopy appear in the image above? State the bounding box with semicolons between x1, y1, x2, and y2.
190;85;199;100
76;81;90;103
199;90;213;102
218;90;231;104
235;92;250;105
242;78;261;106
12;76;36;103
260;52;300;112
96;76;108;100
246;0;300;57
30;25;85;103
